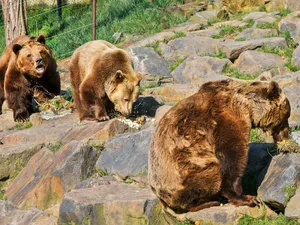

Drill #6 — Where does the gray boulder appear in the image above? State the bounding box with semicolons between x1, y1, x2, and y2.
258;154;300;211
129;47;171;77
292;45;300;68
96;127;155;179
279;11;300;44
235;28;277;40
171;55;230;84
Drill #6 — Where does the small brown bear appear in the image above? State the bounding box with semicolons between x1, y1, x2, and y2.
69;40;142;121
0;35;61;121
149;79;290;213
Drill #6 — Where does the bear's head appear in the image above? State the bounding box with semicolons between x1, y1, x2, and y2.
12;35;50;79
247;81;291;142
107;69;142;116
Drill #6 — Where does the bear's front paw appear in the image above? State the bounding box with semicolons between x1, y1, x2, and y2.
14;108;29;121
96;116;110;122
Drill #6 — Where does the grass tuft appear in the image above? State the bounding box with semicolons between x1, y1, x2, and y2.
284;184;297;203
238;213;300;225
47;140;63;152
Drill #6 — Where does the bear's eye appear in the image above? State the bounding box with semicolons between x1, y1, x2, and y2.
39;50;43;54
27;54;31;58
124;99;129;102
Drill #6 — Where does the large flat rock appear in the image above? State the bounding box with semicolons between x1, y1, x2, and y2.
279;11;300;44
96;127;155;179
171;55;230;84
5;141;97;210
58;183;160;225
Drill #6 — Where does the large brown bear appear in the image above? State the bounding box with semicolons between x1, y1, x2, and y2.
69;40;142;121
0;35;60;121
149;79;290;213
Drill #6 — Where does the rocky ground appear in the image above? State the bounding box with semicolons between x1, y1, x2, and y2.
1;1;300;225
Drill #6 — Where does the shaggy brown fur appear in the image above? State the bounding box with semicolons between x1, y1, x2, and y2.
149;79;290;213
0;35;60;121
69;40;142;121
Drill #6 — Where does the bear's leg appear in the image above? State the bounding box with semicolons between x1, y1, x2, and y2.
79;80;99;121
94;97;110;121
0;84;4;115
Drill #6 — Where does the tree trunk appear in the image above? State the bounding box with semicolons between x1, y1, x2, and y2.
1;0;28;45
57;0;62;21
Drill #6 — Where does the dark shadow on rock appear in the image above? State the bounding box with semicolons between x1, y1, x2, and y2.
133;96;162;117
242;142;277;195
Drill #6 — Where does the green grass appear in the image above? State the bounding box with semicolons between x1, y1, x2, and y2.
238;213;300;225
0;0;186;59
280;9;292;17
200;49;227;59
16;120;33;130
47;140;63;152
258;5;267;12
249;129;265;143
284;184;297;203
139;83;160;94
222;64;259;80
169;58;185;71
176;222;194;225
256;22;278;30
96;168;109;177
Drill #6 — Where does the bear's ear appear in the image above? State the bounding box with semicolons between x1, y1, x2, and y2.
267;81;281;99
36;35;46;44
12;44;22;55
115;70;125;81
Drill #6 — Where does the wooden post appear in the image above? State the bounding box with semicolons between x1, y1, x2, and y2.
92;0;97;40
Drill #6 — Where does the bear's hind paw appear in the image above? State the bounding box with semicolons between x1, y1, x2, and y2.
96;116;110;122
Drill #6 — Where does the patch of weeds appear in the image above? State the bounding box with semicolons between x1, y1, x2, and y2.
235;37;247;41
256;22;278;30
124;177;134;184
280;9;291;17
230;10;253;21
16;120;33;130
249;129;265;143
258;4;267;12
282;29;297;48
200;49;227;59
284;184;297;203
207;17;224;26
238;213;300;225
169;58;185;71
39;96;73;113
291;125;300;132
211;33;224;39
96;168;109;177
222;64;258;80
146;40;162;55
173;31;186;39
10;169;22;179
47;140;63;152
139;83;160;94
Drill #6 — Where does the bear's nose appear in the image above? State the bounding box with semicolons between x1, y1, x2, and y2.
36;58;43;64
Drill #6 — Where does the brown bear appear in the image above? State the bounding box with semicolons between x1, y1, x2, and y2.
0;35;61;121
149;79;290;213
69;40;142;121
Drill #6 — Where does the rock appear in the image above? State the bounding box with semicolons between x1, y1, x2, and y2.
256;67;291;81
0;142;44;179
171;55;230;84
96;127;155;179
166;22;201;33
292;131;300;145
144;84;199;103
155;105;172;123
271;71;300;88
285;188;300;219
127;31;175;49
58;183;162;225
212;20;248;29
0;111;15;132
258;153;300;211
188;10;217;25
234;50;285;75
172;204;276;224
29;113;43;126
254;16;277;27
75;176;118;189
219;38;287;60
162;36;220;61
167;2;207;16
265;0;284;11
279;11;300;44
235;28;278;40
285;0;300;12
243;12;276;21
5;141;97;210
187;29;222;38
292;45;300;68
0;200;57;225
132;96;163;117
129;47;171;77
282;85;300;123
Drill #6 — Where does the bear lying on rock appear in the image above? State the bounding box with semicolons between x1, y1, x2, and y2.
0;35;60;121
69;40;142;121
149;79;290;213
